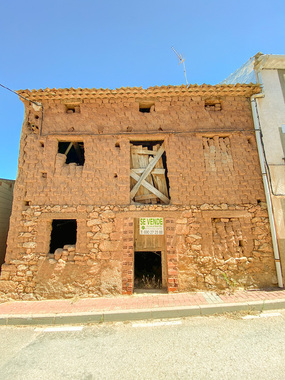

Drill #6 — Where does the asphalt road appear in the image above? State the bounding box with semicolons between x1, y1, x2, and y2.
1;310;285;380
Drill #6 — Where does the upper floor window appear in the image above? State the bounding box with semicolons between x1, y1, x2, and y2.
130;141;170;204
58;142;85;165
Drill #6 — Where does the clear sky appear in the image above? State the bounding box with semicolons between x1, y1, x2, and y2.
0;0;284;180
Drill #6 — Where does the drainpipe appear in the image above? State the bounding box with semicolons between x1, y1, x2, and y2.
251;95;284;287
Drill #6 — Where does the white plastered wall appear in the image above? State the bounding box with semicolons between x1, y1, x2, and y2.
257;68;285;246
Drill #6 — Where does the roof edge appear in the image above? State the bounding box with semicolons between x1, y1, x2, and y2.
17;84;261;102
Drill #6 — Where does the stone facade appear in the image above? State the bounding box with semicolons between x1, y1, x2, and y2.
0;84;278;300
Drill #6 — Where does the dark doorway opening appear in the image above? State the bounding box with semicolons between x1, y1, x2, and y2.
49;219;77;253
134;251;162;289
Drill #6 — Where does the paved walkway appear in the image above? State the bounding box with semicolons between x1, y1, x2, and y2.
1;288;285;325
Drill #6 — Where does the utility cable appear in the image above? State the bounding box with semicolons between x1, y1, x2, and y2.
0;83;44;135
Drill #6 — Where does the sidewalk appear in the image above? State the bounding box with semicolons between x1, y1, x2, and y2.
1;288;285;326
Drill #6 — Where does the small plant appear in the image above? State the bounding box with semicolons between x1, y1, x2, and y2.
138;275;161;289
222;273;237;291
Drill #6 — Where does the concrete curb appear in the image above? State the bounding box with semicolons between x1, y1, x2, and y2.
1;299;285;326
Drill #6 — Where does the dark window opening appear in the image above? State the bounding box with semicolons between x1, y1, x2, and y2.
139;102;155;113
134;251;162;289
66;104;80;114
58;142;85;165
130;140;170;204
49;219;77;254
24;201;31;206
205;100;222;111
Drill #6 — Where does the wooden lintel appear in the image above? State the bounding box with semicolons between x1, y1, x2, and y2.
131;148;157;155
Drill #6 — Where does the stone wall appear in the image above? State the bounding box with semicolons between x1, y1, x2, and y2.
0;85;278;299
0;202;275;300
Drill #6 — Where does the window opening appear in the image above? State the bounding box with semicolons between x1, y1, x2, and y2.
134;251;162;289
65;104;80;113
205;100;222;111
49;219;77;254
58;142;85;165
130;141;170;204
139;102;155;113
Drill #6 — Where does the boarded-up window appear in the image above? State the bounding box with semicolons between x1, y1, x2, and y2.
130;141;170;204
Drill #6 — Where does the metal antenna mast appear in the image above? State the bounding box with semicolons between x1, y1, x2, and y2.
171;46;188;85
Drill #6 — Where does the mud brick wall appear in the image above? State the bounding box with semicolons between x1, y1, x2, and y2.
0;85;278;299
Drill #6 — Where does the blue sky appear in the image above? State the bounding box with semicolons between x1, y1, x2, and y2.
1;0;285;179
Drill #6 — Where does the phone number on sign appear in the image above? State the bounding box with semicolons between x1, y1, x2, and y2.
140;230;164;235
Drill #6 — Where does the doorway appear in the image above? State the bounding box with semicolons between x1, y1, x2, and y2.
134;251;162;290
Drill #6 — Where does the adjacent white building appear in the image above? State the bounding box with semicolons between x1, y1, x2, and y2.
222;53;285;284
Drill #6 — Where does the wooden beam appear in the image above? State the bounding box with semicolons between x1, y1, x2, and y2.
64;142;73;156
135;194;157;201
131;148;158;155
130;142;165;199
130;171;170;204
132;168;165;175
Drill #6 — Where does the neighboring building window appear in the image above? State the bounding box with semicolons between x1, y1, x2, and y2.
278;70;285;102
49;219;77;253
58;142;85;165
130;141;170;204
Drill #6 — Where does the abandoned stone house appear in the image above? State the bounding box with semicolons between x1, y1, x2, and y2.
0;84;279;299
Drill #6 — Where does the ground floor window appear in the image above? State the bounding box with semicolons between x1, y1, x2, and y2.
49;219;77;253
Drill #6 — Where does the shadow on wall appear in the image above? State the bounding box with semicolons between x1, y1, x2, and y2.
0;179;14;269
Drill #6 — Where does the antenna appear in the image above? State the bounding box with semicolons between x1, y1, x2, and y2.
171;46;188;85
